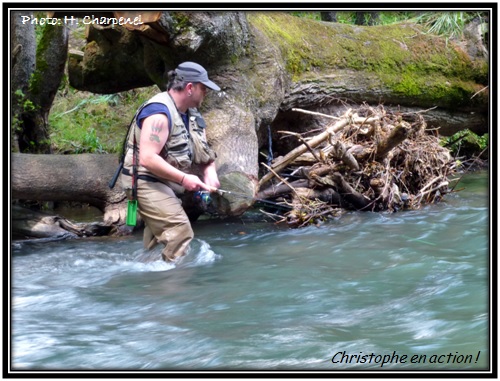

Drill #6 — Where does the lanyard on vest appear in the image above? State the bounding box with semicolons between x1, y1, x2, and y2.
132;132;138;200
108;113;136;189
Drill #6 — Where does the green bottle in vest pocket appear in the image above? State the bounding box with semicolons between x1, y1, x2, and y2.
126;200;138;226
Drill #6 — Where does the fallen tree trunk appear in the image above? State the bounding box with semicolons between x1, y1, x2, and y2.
11;153;128;226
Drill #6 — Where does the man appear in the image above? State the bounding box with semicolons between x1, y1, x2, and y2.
121;61;221;262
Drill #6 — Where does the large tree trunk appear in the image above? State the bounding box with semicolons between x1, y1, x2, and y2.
278;73;488;137
11;11;36;153
28;19;69;151
11;11;68;154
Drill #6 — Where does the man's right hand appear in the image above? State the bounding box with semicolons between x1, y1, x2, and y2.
182;173;213;192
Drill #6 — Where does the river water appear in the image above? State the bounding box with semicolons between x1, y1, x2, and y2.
9;171;491;374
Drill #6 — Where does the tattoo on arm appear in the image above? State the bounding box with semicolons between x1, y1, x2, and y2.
149;120;163;143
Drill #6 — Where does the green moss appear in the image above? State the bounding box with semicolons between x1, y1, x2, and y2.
170;12;192;31
248;13;317;80
381;70;482;108
29;23;68;98
391;73;422;96
248;12;487;104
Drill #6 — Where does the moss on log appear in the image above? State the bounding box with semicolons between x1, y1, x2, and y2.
248;12;487;111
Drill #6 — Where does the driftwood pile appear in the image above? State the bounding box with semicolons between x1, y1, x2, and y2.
257;105;456;228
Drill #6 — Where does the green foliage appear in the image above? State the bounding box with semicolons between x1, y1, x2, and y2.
441;129;489;158
76;128;104;153
290;11;483;40
34;12;47;46
170;12;192;31
335;12;356;24
250;14;318;80
289;12;320;21
391;73;422;96
413;12;482;38
49;87;157;154
292;11;417;25
378;12;416;25
12;89;38;149
31;23;54;96
14;89;37;112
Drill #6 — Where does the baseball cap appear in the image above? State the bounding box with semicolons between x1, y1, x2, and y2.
175;61;221;91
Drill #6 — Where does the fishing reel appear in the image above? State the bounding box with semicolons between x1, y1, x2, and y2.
193;191;212;209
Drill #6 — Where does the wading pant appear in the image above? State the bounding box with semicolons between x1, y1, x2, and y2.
127;179;193;262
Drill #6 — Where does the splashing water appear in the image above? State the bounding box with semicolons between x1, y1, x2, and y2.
9;172;490;372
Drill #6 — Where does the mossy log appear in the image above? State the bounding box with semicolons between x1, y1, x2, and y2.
11;153;128;226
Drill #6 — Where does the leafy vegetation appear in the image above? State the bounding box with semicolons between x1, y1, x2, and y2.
413;11;486;38
441;129;489;160
48;86;158;154
290;11;487;37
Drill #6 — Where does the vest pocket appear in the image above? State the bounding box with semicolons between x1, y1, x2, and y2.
166;147;192;171
190;124;216;165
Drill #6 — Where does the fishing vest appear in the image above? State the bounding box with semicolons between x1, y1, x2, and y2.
122;92;216;189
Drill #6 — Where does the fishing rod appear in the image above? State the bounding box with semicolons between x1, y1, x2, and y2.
195;189;294;210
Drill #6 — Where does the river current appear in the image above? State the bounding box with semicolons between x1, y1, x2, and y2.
9;171;491;374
